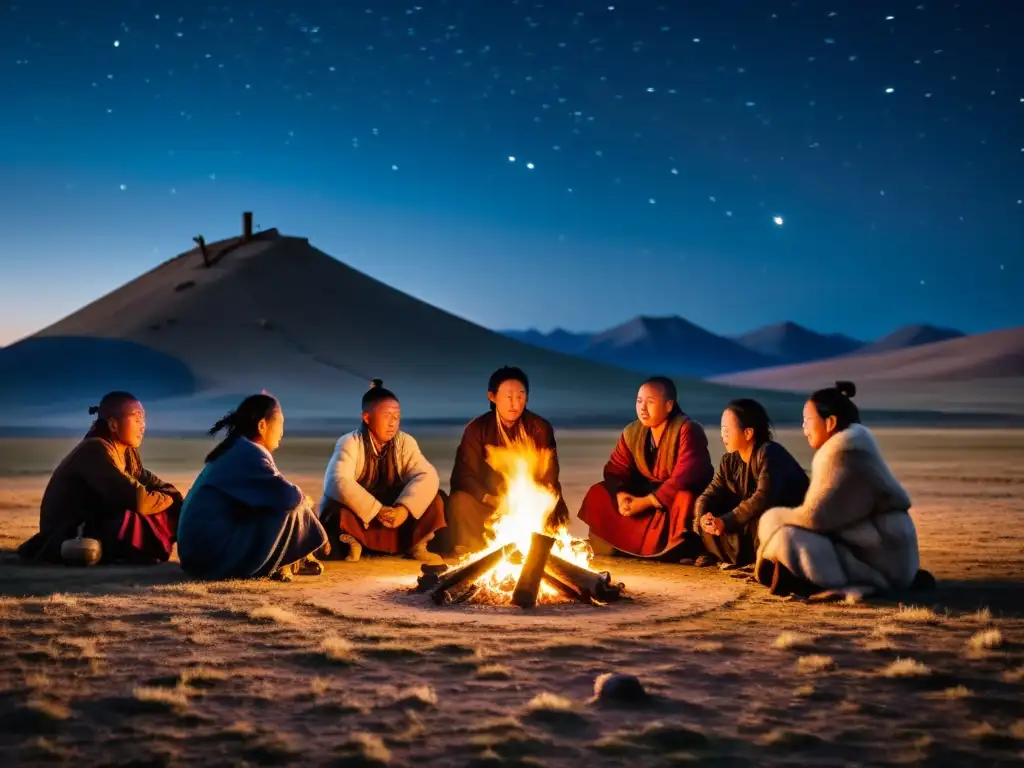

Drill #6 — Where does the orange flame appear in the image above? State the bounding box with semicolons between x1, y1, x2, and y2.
463;438;592;603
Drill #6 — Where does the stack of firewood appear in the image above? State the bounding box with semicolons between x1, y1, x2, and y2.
414;534;626;608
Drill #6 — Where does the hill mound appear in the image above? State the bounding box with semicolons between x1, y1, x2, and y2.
500;328;591;357
0;337;197;410
582;316;773;377
733;321;863;364
3;222;796;429
854;324;964;356
714;327;1024;415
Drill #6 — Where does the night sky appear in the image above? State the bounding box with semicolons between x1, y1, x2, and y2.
1;0;1020;347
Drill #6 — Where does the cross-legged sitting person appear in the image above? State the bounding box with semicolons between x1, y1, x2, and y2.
693;399;809;568
443;366;570;556
754;382;931;599
319;380;446;564
18;391;182;566
578;377;714;559
178;394;329;582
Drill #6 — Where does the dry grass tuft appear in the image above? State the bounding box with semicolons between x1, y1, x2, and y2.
25;697;71;721
796;655;835;674
364;642;424;659
133;685;190;710
774;631;813;650
523;692;588;730
320;635;357;664
862;637;896;652
342;732;391;764
757;728;822;749
476;664;513;681
873;623;913;637
46;593;80;606
25;672;50;690
967;607;992;623
55;636;101;659
693;641;724;653
393;685;437;709
1009;720;1024;740
248;604;302;625
944;685;972;700
1002;666;1024;683
180;666;228;687
526;692;575;713
225;720;256;737
966;722;999;742
309;677;329;696
880;658;931;678
616;720;709;751
894;605;943;625
966;628;1003;652
154;583;209;596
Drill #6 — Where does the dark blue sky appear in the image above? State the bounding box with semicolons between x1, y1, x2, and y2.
0;0;1020;346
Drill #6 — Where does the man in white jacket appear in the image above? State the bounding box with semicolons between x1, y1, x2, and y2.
318;380;445;564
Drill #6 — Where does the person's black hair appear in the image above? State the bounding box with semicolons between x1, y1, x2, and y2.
725;398;774;444
205;393;280;463
362;379;399;411
487;366;529;411
642;376;682;415
86;391;140;439
808;380;860;432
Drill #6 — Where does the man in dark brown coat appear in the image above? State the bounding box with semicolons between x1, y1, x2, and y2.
18;392;182;565
443;367;569;555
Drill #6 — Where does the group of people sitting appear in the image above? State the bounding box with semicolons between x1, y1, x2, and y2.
17;365;928;599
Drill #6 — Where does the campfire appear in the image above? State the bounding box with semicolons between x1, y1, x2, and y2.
415;440;625;608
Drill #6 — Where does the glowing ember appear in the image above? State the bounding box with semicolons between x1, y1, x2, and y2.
458;438;592;605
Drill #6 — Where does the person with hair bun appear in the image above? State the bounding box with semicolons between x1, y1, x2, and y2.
693;398;809;567
17;392;183;565
754;381;929;599
578;376;714;559
319;380;446;564
178;394;329;581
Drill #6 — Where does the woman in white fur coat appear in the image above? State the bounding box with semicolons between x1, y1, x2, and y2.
755;381;926;599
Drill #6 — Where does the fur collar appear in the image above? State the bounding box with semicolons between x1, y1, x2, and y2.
812;423;910;510
813;423;879;470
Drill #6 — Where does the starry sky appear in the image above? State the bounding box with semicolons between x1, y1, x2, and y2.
0;0;1021;347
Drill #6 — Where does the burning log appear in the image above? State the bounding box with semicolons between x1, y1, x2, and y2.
511;533;556;609
541;571;593;604
544;552;625;602
414;563;448;593
428;543;515;605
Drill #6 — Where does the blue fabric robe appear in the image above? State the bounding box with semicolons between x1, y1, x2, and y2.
178;438;328;579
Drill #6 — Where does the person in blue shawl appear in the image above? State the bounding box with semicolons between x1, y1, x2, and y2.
178;394;329;581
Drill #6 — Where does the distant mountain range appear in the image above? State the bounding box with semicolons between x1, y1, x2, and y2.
500;317;966;378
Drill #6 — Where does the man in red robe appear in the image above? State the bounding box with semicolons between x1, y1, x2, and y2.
578;377;713;558
18;392;183;565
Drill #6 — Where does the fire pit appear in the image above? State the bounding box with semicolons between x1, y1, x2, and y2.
411;440;627;609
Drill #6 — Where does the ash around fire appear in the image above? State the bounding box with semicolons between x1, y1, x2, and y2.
411;533;627;609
